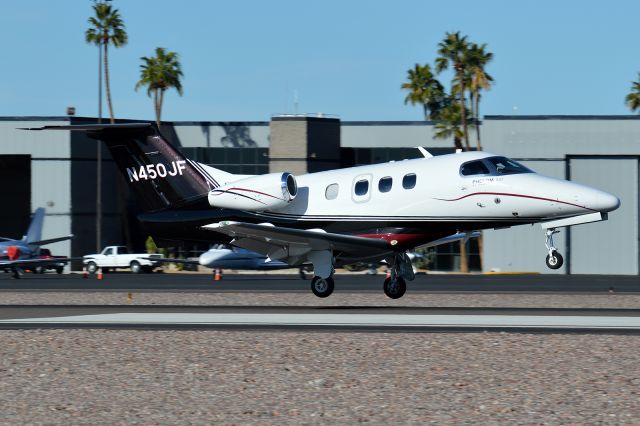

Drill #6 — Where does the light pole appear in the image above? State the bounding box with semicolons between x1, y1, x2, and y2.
96;29;102;252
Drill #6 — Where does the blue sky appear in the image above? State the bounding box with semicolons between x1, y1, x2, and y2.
1;0;638;121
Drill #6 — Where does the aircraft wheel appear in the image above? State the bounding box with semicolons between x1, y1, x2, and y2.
56;266;64;274
130;261;142;274
545;251;564;269
86;262;98;274
383;276;407;299
310;276;334;298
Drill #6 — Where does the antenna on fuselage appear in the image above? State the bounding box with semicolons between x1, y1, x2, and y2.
416;147;433;158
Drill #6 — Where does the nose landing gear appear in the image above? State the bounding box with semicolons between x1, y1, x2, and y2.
544;228;564;269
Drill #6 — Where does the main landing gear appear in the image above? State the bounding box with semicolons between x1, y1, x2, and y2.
307;250;416;299
311;276;334;298
383;252;415;299
544;228;564;269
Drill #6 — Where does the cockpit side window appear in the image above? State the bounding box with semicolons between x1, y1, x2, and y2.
486;156;532;175
460;160;490;176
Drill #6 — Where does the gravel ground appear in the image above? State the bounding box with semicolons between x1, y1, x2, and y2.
0;330;639;424
1;292;639;424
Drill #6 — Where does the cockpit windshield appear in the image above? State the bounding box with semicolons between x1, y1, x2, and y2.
485;156;532;175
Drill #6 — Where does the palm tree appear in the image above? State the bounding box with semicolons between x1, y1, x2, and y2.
433;102;474;150
401;64;446;120
85;2;128;124
436;32;471;150
135;47;184;127
626;74;640;112
467;43;493;150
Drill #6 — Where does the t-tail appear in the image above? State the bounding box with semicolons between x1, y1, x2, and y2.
24;123;232;212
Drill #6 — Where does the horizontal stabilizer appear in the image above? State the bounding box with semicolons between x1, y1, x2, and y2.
29;235;74;246
19;123;152;132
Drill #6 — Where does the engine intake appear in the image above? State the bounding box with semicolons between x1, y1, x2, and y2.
208;172;297;211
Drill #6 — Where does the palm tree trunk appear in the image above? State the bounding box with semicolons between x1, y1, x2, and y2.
475;92;482;151
158;89;165;125
458;74;470;151
153;89;160;128
103;40;115;124
459;240;469;273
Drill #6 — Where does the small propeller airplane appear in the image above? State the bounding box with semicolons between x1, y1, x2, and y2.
26;123;620;297
0;208;74;278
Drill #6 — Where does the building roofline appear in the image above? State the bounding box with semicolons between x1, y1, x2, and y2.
485;115;640;120
0;116;72;122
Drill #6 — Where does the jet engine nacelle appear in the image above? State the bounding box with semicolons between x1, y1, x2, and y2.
208;172;298;211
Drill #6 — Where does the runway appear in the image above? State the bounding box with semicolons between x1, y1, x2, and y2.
1;273;638;332
0;272;639;293
1;305;639;332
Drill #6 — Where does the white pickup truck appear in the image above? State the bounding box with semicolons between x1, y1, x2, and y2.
83;246;162;274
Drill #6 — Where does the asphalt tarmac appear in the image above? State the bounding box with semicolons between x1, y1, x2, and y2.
0;271;638;293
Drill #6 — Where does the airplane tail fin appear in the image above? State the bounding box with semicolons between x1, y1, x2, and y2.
25;123;230;212
24;207;45;244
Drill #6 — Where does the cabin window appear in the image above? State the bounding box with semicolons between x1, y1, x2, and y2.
460;160;490;176
325;183;339;200
104;247;113;255
378;176;393;193
355;179;369;196
402;173;417;189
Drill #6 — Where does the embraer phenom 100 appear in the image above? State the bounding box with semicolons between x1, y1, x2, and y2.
27;123;620;298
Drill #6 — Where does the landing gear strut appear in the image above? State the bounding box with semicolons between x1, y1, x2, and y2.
544;228;564;269
308;250;335;298
383;252;414;299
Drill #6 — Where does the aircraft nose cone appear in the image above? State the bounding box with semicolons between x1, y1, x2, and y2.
599;192;621;213
198;251;219;267
584;188;620;213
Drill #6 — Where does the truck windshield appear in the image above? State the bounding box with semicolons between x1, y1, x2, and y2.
486;156;532;175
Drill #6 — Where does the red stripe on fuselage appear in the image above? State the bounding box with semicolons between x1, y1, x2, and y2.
435;192;595;212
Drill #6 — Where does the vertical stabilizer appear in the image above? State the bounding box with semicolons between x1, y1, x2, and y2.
24;208;45;244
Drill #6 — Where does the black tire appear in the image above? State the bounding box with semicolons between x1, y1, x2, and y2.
546;251;564;269
86;261;98;274
310;276;334;298
383;276;407;299
130;260;142;274
55;266;64;274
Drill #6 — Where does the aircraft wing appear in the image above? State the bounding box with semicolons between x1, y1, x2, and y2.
0;257;76;268
140;257;200;265
29;235;74;246
203;221;393;266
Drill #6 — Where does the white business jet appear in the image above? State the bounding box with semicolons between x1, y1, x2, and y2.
27;124;620;298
